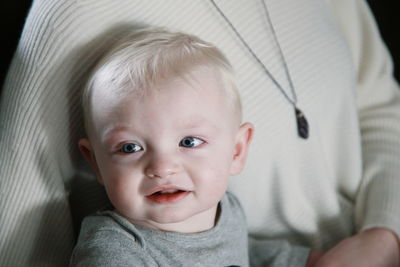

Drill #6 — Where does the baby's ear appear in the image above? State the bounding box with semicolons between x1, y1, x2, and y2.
230;122;254;175
78;138;104;185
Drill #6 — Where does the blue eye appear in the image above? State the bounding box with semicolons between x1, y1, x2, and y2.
179;137;204;148
121;143;142;153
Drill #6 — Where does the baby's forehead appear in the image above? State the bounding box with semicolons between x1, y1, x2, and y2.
92;77;238;141
87;67;241;135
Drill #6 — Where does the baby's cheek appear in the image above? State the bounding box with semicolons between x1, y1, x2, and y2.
104;175;134;200
202;165;230;192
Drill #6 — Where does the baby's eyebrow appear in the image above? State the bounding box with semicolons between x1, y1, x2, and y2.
101;125;133;143
180;117;219;131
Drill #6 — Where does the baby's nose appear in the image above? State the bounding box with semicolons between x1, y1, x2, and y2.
144;156;180;179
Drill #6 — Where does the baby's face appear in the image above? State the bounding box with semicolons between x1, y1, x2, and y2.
81;70;253;232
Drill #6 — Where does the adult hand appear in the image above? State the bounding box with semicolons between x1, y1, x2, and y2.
314;228;399;267
306;251;324;267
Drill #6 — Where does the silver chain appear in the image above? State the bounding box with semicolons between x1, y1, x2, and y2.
209;0;297;107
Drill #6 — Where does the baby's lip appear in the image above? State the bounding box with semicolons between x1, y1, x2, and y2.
145;185;191;196
145;185;192;204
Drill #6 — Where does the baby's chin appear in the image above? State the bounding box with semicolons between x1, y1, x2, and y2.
126;206;219;233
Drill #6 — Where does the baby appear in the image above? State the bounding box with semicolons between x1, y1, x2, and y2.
71;28;253;266
70;28;311;266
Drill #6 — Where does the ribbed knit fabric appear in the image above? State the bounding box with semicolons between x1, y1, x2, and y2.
1;0;399;266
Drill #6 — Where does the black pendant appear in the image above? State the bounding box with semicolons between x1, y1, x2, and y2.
295;107;309;139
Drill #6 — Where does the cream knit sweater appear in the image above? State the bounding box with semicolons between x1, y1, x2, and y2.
1;0;399;266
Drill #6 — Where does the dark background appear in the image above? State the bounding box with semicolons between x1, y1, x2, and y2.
1;1;399;95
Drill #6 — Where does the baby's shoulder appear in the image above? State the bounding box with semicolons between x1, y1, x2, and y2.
79;210;142;246
70;212;150;266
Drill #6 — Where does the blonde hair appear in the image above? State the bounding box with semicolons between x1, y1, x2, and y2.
82;28;241;136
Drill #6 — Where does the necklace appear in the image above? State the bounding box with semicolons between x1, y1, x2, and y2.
210;0;309;139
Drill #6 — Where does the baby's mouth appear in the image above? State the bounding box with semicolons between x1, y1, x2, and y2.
146;188;190;204
152;189;184;195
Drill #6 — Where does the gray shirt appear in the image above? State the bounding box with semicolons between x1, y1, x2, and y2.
71;192;249;266
70;192;309;266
